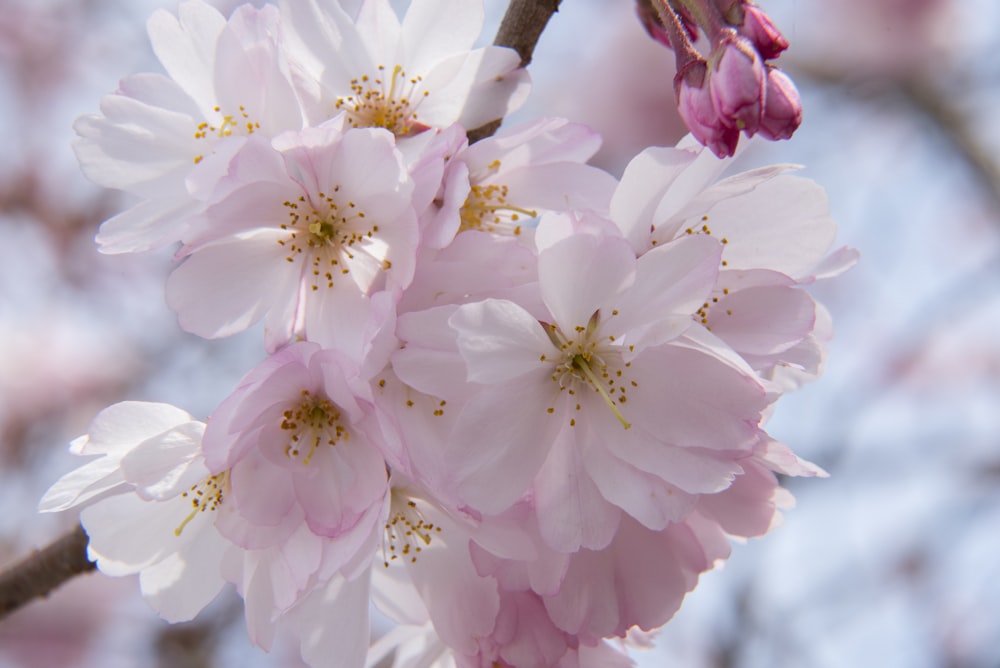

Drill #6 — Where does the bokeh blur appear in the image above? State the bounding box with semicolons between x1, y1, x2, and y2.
2;0;998;666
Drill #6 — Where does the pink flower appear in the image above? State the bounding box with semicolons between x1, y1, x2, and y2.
202;342;389;614
421;118;617;247
279;0;530;136
610;140;857;388
166;121;417;354
76;1;303;253
397;229;769;552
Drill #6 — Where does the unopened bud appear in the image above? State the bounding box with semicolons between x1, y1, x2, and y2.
759;66;802;141
636;0;674;48
739;4;788;60
676;61;740;158
710;33;766;135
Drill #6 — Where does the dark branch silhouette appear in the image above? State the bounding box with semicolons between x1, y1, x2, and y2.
0;524;95;620
467;0;563;143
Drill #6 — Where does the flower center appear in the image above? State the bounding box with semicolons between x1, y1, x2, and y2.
542;311;634;430
335;65;430;137
192;104;260;164
382;492;441;567
279;191;388;291
459;185;537;236
174;471;229;537
280;390;349;466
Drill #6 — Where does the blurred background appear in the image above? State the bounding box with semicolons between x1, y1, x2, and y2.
2;0;998;666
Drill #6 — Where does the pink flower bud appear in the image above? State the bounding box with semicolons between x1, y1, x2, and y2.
739;4;789;60
710;33;766;135
635;0;674;49
634;0;700;49
676;61;740;158
759;66;802;141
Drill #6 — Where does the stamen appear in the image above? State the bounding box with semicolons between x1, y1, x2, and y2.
174;471;229;537
572;354;632;429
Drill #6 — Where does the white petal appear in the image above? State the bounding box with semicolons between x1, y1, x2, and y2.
538;233;635;333
166;229;300;339
450;299;553;384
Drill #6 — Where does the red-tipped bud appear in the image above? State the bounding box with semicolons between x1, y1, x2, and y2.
676;60;740;158
710;33;766;135
739;4;789;60
759;66;802;141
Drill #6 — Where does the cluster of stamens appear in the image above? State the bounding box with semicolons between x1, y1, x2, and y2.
382;496;441;567
279;390;348;466
192;104;260;164
460;187;536;237
683;215;734;329
541;311;634;430
174;471;229;537
278;191;384;290
335;65;429;136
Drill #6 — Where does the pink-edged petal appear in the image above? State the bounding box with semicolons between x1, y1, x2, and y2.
582;439;697;531
534;426;621;552
707;285;816;355
539;233;636;333
166;229;300;339
289;573;372;668
595;408;744;495
610;146;700;251
404;514;501;657
139;528;230;622
418;47;529;130
147;1;227;113
609;235;722;347
121;421;206;500
94;197;199;254
625;345;765;451
448;375;561;514
694;174;837;277
697;459;782;538
463;118;603;175
498;162;617;215
38;458;126;513
450;299;553;384
228;451;297;528
400;0;482;72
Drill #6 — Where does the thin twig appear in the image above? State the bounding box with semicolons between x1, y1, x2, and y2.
0;524;95;620
466;0;563;143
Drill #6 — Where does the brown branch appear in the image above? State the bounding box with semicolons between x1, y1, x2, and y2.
0;524;95;620
466;0;563;143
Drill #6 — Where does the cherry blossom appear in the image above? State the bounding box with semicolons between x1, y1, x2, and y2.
166;121;417;353
610;137;858;387
34;0;855;665
279;0;530;137
76;1;304;253
39;402;232;622
397;229;771;552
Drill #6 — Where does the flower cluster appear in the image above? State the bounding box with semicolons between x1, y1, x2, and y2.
637;0;802;157
41;1;853;666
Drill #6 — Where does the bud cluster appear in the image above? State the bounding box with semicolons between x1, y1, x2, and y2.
638;0;802;157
